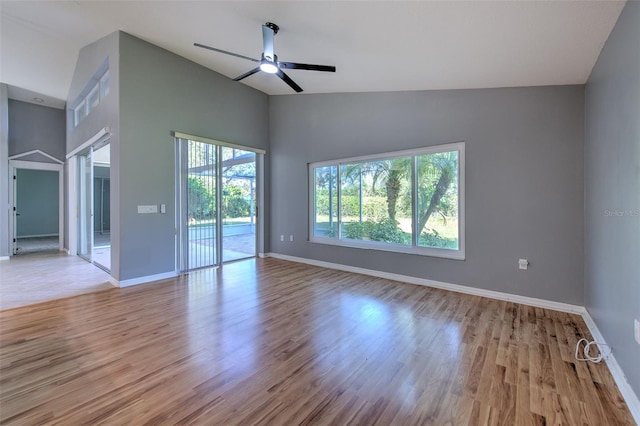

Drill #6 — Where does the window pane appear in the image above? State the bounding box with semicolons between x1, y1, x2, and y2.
313;166;337;237
416;151;459;249
100;70;110;99
221;148;255;226
75;100;86;126
341;158;411;245
88;84;100;111
339;163;362;239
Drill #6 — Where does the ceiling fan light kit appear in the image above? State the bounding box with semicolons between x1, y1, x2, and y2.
195;22;336;93
259;54;279;74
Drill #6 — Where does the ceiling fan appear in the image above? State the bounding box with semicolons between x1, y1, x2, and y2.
195;22;336;93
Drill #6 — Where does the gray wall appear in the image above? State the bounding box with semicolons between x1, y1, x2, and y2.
66;31;268;281
8;99;65;162
16;169;59;237
0;84;9;258
116;32;269;281
270;86;585;305
67;31;120;276
585;1;640;396
67;32;120;154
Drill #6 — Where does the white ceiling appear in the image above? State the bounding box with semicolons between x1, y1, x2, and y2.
0;1;626;109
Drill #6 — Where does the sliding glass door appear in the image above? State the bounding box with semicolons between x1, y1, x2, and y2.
221;147;256;262
177;138;259;271
76;141;111;271
92;143;111;270
183;139;218;269
78;150;93;261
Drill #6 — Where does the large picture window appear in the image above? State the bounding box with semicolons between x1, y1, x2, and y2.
309;142;465;259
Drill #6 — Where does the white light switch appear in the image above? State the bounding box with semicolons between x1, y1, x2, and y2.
160;204;166;214
138;205;158;214
519;259;529;270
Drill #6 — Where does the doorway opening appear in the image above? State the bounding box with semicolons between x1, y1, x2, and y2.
176;135;264;271
8;158;64;256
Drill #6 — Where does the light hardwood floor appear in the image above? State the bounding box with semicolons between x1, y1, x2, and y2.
0;258;634;425
0;252;114;311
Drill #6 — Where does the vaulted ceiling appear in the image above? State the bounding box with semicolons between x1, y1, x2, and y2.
0;1;626;109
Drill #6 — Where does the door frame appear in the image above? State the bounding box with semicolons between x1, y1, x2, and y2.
67;128;110;256
8;159;64;255
76;148;94;262
174;132;265;272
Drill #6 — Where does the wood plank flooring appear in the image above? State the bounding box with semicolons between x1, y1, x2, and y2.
0;258;634;425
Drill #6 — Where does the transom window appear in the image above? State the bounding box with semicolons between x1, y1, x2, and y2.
73;69;110;127
309;142;465;260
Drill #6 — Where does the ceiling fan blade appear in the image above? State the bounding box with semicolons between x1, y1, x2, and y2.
262;23;275;60
233;67;261;81
276;69;303;93
279;62;336;72
194;43;259;62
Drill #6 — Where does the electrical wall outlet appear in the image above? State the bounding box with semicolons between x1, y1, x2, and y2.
634;319;640;345
518;259;529;270
280;235;284;242
289;235;294;242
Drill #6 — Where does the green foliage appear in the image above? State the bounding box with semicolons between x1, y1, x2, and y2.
340;195;360;217
362;197;388;220
344;219;410;244
187;176;214;220
316;191;389;221
187;179;252;221
314;222;337;238
419;229;458;249
416;151;458;234
315;189;336;216
222;185;251;218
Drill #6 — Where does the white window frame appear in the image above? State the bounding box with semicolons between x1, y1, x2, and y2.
87;84;100;111
100;70;110;99
73;69;110;128
74;100;86;126
308;142;465;260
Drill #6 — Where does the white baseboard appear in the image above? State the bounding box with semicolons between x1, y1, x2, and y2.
581;311;640;424
113;271;179;288
0;256;9;261
266;252;584;314
17;233;59;238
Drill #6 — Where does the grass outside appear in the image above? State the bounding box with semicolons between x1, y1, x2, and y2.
315;215;458;249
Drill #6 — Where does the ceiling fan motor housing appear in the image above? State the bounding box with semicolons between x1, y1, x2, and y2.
262;53;278;64
265;22;279;34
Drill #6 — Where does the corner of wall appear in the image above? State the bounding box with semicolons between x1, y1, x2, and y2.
0;84;10;258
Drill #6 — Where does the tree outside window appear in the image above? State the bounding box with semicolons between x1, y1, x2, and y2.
310;143;464;259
